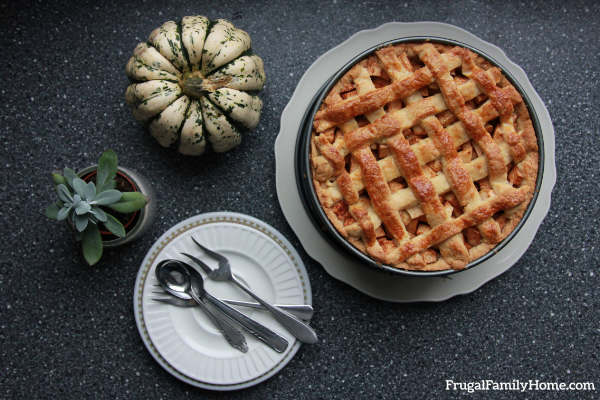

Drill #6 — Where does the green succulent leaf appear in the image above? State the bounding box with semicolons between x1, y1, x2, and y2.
103;213;126;238
90;206;107;222
93;189;123;205
63;168;77;188
52;173;66;186
106;192;147;213
96;150;118;192
71;194;82;209
74;213;89;232
81;223;102;266
83;181;96;200
57;184;73;203
45;202;61;219
75;202;91;215
57;205;72;221
72;177;88;198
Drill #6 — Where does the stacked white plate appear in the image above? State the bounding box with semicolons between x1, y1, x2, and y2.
133;212;312;390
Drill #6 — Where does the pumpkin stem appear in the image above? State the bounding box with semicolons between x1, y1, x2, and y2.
181;71;232;98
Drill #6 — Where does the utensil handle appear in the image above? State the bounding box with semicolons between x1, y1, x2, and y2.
189;292;248;353
205;293;289;353
231;276;318;344
152;296;313;319
225;300;314;320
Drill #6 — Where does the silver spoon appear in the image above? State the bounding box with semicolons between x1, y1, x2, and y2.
158;259;289;353
155;259;247;353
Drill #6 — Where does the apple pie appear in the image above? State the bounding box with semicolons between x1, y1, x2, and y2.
310;41;539;271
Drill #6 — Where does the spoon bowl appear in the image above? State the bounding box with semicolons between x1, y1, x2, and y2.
155;259;194;299
156;259;217;302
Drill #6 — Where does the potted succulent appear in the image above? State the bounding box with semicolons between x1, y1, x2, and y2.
45;150;155;265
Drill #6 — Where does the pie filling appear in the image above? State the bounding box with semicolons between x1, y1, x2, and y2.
310;42;539;271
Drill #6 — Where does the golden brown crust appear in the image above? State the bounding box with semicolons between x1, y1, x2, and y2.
310;41;539;271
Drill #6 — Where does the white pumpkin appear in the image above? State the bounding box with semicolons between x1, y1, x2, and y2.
125;17;266;155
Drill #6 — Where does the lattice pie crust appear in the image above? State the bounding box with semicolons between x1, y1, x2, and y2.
310;42;538;271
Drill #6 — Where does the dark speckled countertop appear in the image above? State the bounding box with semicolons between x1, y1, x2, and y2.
1;0;598;399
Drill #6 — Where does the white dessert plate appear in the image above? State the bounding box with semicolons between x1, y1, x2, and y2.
133;212;312;390
275;21;556;302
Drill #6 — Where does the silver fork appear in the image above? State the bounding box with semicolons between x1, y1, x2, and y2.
182;237;318;344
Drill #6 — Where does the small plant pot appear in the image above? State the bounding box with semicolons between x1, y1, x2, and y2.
77;165;156;248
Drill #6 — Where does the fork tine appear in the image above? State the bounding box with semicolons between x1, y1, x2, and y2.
191;236;228;263
152;298;181;305
152;297;196;307
181;252;213;274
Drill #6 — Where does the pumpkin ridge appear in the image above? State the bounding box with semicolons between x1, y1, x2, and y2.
197;17;218;72
178;99;206;155
141;85;180;105
127;56;179;83
206;53;265;93
132;42;180;77
200;96;242;152
181;16;210;71
143;93;184;127
171;95;193;150
149;95;190;147
176;20;192;72
204;48;255;79
144;40;177;72
148;21;188;73
204;95;250;134
201;19;251;75
200;19;218;73
126;80;182;121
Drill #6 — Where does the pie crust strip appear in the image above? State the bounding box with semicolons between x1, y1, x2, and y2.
374;47;469;268
315;61;406;258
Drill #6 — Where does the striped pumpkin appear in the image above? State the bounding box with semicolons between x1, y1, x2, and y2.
125;17;265;155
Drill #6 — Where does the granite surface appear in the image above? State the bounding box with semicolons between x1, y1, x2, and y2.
1;0;598;398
